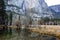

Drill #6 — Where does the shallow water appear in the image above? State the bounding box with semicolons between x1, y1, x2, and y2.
0;29;60;40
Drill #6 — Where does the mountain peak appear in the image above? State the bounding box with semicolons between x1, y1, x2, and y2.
6;0;53;18
49;5;60;12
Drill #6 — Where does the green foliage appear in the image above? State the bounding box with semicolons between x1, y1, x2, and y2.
50;18;60;21
41;17;50;22
9;12;13;25
0;0;8;25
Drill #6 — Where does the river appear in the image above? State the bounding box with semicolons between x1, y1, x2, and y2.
0;29;60;40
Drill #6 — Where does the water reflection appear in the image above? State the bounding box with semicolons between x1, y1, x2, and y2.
0;29;60;40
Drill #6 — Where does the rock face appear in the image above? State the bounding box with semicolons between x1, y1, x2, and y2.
24;0;53;18
6;0;53;18
24;0;53;24
49;5;60;12
49;5;60;19
5;0;53;25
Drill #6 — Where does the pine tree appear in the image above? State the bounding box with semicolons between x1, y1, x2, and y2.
0;0;7;25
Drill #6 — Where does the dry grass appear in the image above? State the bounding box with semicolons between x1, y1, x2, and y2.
28;25;60;39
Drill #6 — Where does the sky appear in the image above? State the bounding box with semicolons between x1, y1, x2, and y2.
45;0;60;6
